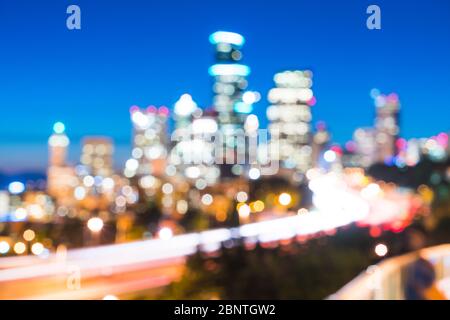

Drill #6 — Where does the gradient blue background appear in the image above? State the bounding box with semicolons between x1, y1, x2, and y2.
0;0;449;173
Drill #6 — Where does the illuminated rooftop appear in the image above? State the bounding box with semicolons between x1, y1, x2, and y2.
209;31;245;47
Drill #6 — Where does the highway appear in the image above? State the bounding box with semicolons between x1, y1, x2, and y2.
0;172;421;299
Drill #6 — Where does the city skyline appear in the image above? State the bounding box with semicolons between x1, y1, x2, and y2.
1;0;449;173
0;1;449;303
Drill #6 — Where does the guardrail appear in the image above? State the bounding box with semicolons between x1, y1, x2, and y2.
329;244;450;300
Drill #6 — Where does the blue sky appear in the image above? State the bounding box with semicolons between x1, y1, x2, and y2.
0;0;449;173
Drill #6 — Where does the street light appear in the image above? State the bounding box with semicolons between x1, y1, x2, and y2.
23;229;35;241
375;243;388;257
278;193;292;206
87;217;104;246
87;217;104;233
13;242;26;255
31;242;44;256
0;241;10;255
158;227;173;240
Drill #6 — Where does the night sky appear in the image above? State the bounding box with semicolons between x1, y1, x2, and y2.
1;0;449;173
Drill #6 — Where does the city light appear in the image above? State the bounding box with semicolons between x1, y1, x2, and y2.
234;101;253;114
361;183;381;199
162;183;174;195
83;175;95;187
176;200;188;215
13;208;27;221
374;243;388;257
174;94;197;117
324;150;337;163
31;242;44;256
248;168;261;180
158;227;173;240
0;241;10;254
13;242;26;255
23;229;36;242
208;64;250;77
192;118;218;134
278;193;292;206
236;191;248;203
125;159;139;172
209;31;245;46
242;91;261;105
53;122;66;134
8;181;25;195
251;200;265;212
201;194;213;206
87;217;104;233
102;177;115;190
238;204;251;218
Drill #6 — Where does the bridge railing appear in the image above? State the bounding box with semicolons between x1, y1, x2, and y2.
329;244;450;300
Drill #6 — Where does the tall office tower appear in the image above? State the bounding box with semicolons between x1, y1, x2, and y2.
171;94;209;179
127;105;169;178
171;108;221;186
353;127;377;168
209;31;252;177
47;122;77;200
267;70;315;174
48;122;69;167
81;137;114;177
372;91;400;163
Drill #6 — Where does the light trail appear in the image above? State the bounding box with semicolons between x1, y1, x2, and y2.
0;170;421;299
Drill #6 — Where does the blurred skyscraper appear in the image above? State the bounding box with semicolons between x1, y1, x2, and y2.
372;91;401;164
267;70;315;175
353;127;377;168
170;94;220;185
209;31;251;178
81;137;114;177
48;122;69;168
47;123;77;202
127;106;169;178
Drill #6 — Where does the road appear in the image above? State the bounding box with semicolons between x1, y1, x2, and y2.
0;172;421;299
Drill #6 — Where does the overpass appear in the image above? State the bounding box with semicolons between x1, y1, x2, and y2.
330;244;450;300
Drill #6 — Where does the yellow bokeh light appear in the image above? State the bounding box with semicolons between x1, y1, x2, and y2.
251;200;265;212
23;229;36;242
278;193;292;206
14;242;27;255
31;242;44;256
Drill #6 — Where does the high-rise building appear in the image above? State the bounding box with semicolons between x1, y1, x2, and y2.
170;98;221;186
47;122;77;201
372;91;400;163
48;122;69;167
209;31;252;177
127;105;169;178
267;70;315;174
353;127;377;168
81;137;114;177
